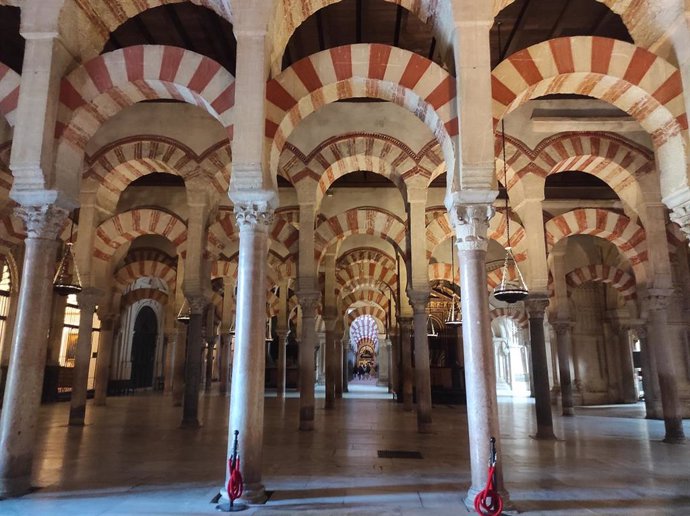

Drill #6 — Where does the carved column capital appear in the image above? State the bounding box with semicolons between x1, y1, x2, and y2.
448;203;494;252
78;287;102;312
187;296;208;315
297;290;321;316
15;204;69;240
407;288;430;314
525;295;549;318
670;202;690;243
233;201;274;232
550;319;573;335
645;289;674;313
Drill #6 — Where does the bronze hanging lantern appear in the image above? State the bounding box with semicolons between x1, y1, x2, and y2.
177;299;191;324
493;117;529;304
445;236;462;326
53;218;82;296
426;314;438;337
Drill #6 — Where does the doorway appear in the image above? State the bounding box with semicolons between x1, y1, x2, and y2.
130;306;158;389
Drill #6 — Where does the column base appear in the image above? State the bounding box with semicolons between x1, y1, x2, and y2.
68;406;86;427
417;416;432;434
218;481;267;506
662;418;686;444
464;487;514;515
0;474;32;499
180;418;201;429
531;429;557;441
562;406;574;416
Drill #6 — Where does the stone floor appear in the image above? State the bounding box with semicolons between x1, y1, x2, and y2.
1;384;689;515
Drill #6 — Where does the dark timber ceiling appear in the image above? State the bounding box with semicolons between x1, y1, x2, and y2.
103;3;237;75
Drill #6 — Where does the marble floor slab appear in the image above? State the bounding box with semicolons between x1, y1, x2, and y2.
1;387;689;515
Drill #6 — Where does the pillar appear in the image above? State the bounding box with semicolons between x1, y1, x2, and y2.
341;337;349;393
388;327;399;394
617;324;638;403
93;314;116;406
43;291;67;402
68;288;101;426
399;317;413;411
297;291;320;430
646;291;685;443
448;202;506;503
0;205;69;497
172;321;187;407
409;289;432;433
525;296;556;439
225;202;273;503
635;324;662;418
181;296;206;428
204;308;215;393
551;320;575;416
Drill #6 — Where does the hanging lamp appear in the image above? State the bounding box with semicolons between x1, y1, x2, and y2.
493;120;529;304
53;217;82;296
445;236;462;326
426;314;438;337
177;298;191;324
493;22;529;304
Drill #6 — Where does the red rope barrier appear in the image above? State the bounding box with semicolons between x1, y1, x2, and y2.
227;456;244;502
473;465;503;516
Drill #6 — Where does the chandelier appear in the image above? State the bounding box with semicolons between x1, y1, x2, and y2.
53;218;82;296
426;314;438;337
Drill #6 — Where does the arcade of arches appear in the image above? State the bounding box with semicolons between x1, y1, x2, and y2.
0;0;689;513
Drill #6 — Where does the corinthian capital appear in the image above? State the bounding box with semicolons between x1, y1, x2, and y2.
645;289;673;313
297;290;321;316
670;202;690;243
15;204;69;240
525;295;549;317
448;203;494;252
233;201;274;231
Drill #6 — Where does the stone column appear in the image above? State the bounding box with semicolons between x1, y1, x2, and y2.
219;276;234;396
93;314;116;406
43;291;67;402
635;325;661;418
181;296;207;428
341;337;349;393
324;318;337;409
525;296;556;439
218;333;229;395
0;205;69;497
204;308;215;393
335;319;344;398
297;291;320;430
68;288;101;426
315;336;325;384
399;317;413;411
551;320;575;416
448;202;506;503
225;202;273;503
409;289;432;433
388;327;399;394
617;324;638;403
646;291;685;443
172;321;187;407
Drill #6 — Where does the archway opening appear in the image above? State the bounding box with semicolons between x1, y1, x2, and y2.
130;306;158;389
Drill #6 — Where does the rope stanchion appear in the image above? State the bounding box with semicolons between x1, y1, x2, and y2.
216;430;248;512
473;437;504;516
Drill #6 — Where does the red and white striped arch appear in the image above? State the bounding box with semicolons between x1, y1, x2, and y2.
121;287;168;310
94;208;187;261
0;63;19;127
60;1;233;62
426;210;527;260
337;246;398;272
346;305;387;327
544;208;647;280
341;288;391;312
565;264;637;302
336;261;397;297
56;46;235;182
492;37;687;199
212;259;238;280
270;0;454;76
349;314;381;352
490;307;528;329
315;207;407;264
114;259;177;293
267;44;457;178
428;263;458;284
84;136;232;210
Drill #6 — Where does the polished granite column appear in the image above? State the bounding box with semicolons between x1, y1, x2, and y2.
409;289;432;433
69;289;101;426
551;320;575;416
0;205;69;497
449;202;506;504
297;291;320;430
225;202;273;503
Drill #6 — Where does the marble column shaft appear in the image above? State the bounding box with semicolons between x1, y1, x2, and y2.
226;202;272;503
69;289;100;426
552;320;575;416
93;315;116;406
646;292;685;443
399;317;414;411
635;325;661;418
324;318;337;409
617;325;638;403
0;205;69;497
409;290;432;433
181;297;206;428
298;291;320;430
526;296;556;439
172;322;187;407
449;202;505;501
